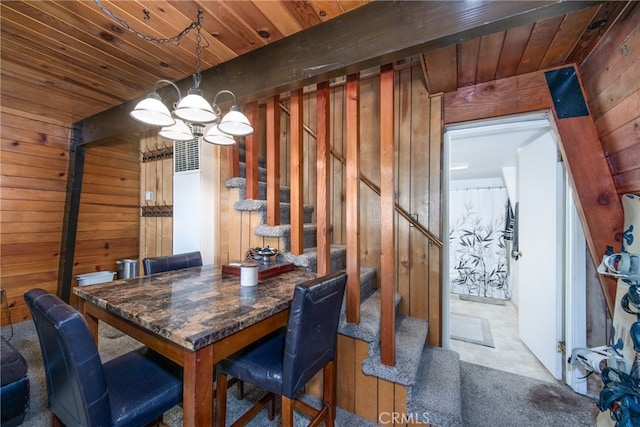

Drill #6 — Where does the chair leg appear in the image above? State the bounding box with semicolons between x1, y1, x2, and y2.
237;379;245;400
268;393;275;420
216;371;229;427
52;414;64;427
282;396;295;427
323;359;337;426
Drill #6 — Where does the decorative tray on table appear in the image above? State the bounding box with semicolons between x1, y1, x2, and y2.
221;261;294;280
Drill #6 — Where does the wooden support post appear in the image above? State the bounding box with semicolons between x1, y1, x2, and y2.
244;101;260;200
380;64;396;366
266;96;280;226
346;74;361;324
58;124;84;303
290;89;304;255
316;82;332;274
227;137;240;179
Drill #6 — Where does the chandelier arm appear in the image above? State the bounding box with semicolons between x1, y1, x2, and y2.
152;79;183;102
212;90;239;106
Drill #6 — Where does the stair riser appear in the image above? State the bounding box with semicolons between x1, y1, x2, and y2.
235;174;291;203
278;228;317;252
256;209;313;226
302;251;347;273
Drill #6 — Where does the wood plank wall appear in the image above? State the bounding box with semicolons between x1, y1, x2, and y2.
1;108;71;323
580;4;640;197
139;131;173;261
70;133;140;304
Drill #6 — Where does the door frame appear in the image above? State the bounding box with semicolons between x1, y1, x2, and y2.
443;112;587;391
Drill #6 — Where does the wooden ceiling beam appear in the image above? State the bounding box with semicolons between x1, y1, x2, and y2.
81;0;602;144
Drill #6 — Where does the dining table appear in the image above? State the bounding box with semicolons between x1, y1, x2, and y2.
73;263;318;426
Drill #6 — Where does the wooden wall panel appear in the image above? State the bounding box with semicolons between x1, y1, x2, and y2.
72;135;140;302
359;76;382;291
139;132;173;262
354;339;378;422
396;68;413;317
336;334;355;412
407;69;430;324
304;91;318;219
427;95;444;346
336;334;423;426
580;5;640;197
1;109;71;323
392;66;443;346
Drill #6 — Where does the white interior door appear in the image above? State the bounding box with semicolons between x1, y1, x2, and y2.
517;131;564;379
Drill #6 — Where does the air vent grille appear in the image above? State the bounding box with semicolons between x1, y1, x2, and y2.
173;139;200;174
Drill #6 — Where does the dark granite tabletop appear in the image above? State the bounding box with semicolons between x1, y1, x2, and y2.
73;264;317;351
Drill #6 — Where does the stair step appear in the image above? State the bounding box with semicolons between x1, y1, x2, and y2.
280;244;347;271
339;287;400;343
233;199;314;225
407;346;462;427
254;223;320;252
361;315;429;386
226;177;291;203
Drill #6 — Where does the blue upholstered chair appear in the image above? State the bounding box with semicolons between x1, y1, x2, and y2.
215;271;347;427
142;251;203;275
0;336;30;426
24;288;183;427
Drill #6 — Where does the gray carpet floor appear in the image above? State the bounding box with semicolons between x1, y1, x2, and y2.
460;361;600;426
2;320;600;426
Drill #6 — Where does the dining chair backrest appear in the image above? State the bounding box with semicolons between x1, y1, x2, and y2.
142;251;202;275
281;271;347;398
24;288;111;426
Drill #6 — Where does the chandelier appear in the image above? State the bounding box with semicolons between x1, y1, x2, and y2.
95;2;253;144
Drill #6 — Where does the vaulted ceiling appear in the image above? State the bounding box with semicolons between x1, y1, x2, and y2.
0;1;631;128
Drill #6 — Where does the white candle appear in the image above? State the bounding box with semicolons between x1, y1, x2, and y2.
240;262;258;287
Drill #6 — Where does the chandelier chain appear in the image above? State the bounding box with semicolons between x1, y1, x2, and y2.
195;19;203;78
94;0;203;46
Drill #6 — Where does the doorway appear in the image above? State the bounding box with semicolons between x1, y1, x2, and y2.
443;111;587;388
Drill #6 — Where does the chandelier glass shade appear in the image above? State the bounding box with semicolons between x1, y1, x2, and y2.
129;92;174;127
203;124;236;145
158;118;192;141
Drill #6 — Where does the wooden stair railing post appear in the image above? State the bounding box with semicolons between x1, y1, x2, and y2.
345;74;361;324
380;64;396;366
228;138;240;179
316;82;332;274
290;89;304;255
244;101;260;200
266;96;280;226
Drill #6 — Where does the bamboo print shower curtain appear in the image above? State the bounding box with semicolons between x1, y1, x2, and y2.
449;187;510;300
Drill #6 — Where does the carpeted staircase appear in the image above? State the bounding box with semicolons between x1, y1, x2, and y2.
226;145;462;426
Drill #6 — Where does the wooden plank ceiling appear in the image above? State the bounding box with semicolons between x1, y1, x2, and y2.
0;1;629;126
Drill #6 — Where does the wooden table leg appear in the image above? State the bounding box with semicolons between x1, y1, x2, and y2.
78;300;99;342
183;346;214;426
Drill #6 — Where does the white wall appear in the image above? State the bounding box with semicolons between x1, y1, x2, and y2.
173;139;216;265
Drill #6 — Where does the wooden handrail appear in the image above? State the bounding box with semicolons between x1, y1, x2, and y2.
279;102;443;248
